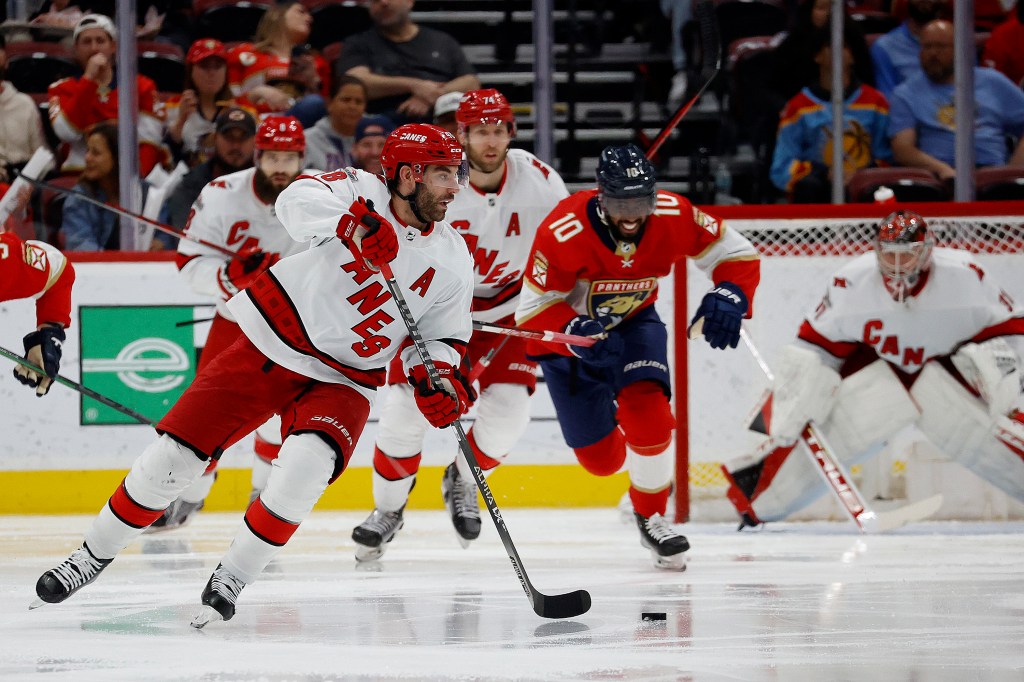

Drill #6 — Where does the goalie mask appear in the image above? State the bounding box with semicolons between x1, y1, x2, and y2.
596;143;658;241
874;210;934;302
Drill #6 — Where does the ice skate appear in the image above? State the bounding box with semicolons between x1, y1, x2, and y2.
618;485;676;524
351;507;405;562
635;512;689;571
145;498;205;533
441;463;481;547
191;563;246;628
32;544;112;608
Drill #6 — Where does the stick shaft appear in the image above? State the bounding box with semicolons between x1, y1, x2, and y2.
472;320;598;347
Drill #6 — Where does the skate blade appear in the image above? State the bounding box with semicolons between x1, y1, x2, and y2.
354;545;385;563
29;597;46;610
652;552;687;571
190;605;224;629
455;534;472;549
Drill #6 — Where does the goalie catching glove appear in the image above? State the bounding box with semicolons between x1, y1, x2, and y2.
951;338;1023;418
13;325;65;397
408;362;477;428
337;197;399;271
225;246;279;291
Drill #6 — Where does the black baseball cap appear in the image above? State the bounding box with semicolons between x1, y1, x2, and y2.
215;107;257;137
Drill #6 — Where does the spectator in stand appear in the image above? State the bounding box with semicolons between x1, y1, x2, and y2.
166;39;257;168
350;114;393;175
0;36;47;183
659;0;693;110
890;20;1024;181
47;14;166;176
770;25;891;202
30;0;83;29
226;1;330;127
158;107;257;248
982;1;1024;88
337;0;481;123
303;75;367;172
61;123;143;250
871;0;949;97
432;90;463;134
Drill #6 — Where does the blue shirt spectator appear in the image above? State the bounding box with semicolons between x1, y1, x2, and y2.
870;0;950;97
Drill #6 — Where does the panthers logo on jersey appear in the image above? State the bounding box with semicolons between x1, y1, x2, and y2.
588;278;656;326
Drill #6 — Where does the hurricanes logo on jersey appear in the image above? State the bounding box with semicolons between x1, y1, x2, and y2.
588;278;656;326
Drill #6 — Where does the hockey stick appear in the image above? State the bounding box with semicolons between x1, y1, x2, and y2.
643;0;722;160
0;345;155;425
17;174;243;260
470;335;510;384
0;148;55;233
738;328;943;532
356;207;591;619
472;320;599;347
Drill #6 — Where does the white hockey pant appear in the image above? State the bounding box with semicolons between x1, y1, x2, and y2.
912;363;1024;503
85;435;209;559
222;433;336;584
746;360;920;522
454;383;531;479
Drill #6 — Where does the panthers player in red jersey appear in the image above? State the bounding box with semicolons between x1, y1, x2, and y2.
149;116;313;532
351;89;569;560
34;124;475;627
2;231;75;397
722;210;1024;527
516;144;761;569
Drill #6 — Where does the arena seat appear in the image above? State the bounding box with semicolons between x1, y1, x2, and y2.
300;1;371;49
848;167;950;202
137;41;185;93
974;166;1024;201
5;42;77;95
194;0;273;44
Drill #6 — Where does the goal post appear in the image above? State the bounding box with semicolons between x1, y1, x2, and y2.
673;200;1024;523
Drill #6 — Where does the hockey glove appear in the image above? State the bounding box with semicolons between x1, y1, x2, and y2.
408;362;477;428
337;197;399;271
225;245;279;291
565;316;624;367
13;325;65;397
692;282;747;350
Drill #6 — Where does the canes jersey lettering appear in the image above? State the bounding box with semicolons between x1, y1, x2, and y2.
448;149;568;323
227;167;474;400
799;248;1024;374
516;189;760;355
177;167;312;321
0;232;73;327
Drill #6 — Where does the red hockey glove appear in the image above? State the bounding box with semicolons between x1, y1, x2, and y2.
408;362;477;428
336;197;399;271
225;246;279;291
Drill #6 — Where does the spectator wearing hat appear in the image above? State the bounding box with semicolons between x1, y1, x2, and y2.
337;0;480;123
158;107;258;248
432;91;463;134
166;39;257;168
303;75;368;172
0;35;46;184
47;13;167;176
351;115;394;175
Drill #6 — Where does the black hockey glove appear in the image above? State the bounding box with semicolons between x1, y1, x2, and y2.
565;316;624;367
13;325;66;397
692;281;747;350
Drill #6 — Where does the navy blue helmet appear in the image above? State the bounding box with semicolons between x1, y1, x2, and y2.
595;143;658;218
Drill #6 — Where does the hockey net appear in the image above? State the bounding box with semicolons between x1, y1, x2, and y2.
673;201;1024;523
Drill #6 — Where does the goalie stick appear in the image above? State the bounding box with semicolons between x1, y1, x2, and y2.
736;327;942;532
0;345;155;426
356;204;591;619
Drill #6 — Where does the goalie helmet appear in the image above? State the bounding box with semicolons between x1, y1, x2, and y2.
380;123;467;185
255;115;305;152
456;89;516;137
596;143;658;219
874;210;934;301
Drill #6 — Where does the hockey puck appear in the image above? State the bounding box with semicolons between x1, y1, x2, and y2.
641;612;667;621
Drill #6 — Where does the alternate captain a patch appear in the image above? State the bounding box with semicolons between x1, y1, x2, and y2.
588;278;657;326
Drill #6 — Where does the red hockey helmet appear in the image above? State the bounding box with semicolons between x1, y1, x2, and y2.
380;123;467;185
874;210;934;301
455;88;516;137
255;115;305;153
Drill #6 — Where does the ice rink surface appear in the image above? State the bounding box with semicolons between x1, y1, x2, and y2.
1;509;1022;682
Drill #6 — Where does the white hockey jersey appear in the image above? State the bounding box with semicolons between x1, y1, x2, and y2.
798;248;1024;375
226;167;474;400
177;167;312;321
448;149;568;323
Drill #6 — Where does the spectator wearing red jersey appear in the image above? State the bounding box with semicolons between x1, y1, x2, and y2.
982;2;1024;88
47;14;167;176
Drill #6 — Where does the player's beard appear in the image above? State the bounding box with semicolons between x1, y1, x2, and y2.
466;143;508;175
413;183;457;223
253;167;294;204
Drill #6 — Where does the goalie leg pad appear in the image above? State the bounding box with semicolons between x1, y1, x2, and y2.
617;381;675;455
912;363;1024;502
375;383;430;458
767;344;841;443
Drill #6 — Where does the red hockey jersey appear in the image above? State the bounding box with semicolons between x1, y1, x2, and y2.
0;231;74;328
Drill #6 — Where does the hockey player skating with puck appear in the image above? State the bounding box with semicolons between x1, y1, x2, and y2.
351;89;570;560
723;210;1024;526
515;144;761;569
150;115;315;532
33;124;475;627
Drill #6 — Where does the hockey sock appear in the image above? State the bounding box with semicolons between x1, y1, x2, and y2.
617;381;675;456
372;446;421;512
574;428;626;476
629;484;672;519
455;428;502;481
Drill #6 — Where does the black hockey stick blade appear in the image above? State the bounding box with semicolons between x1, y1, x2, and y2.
533;588;592;619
